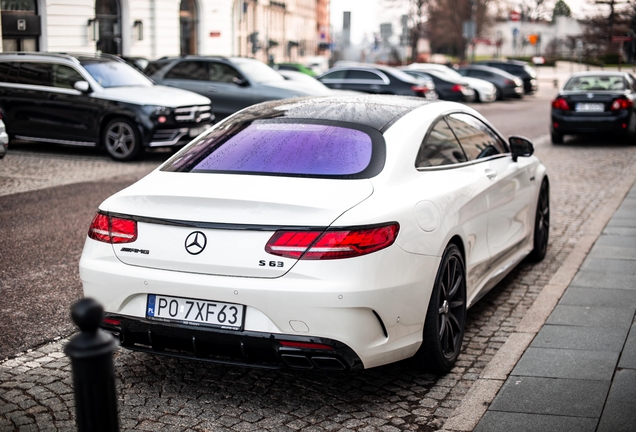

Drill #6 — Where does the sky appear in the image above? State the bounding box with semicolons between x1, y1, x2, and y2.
330;0;597;45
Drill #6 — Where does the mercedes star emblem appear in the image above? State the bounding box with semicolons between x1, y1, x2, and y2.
587;93;594;99
185;231;207;255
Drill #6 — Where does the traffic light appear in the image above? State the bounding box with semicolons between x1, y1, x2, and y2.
249;32;261;54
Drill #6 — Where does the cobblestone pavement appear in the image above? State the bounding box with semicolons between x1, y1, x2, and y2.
3;99;636;430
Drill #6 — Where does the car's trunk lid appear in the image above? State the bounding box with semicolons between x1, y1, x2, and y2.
103;172;373;277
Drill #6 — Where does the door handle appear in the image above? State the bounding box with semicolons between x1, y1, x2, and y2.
207;86;219;93
485;169;497;180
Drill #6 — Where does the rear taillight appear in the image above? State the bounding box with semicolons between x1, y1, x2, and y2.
265;223;399;260
504;79;514;85
611;97;632;111
551;97;569;111
411;85;429;93
451;84;464;93
88;213;137;244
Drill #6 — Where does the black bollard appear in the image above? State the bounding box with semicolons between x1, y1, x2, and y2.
64;298;120;432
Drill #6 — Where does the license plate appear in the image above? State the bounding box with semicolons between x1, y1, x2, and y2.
147;294;244;330
575;103;604;112
189;125;209;137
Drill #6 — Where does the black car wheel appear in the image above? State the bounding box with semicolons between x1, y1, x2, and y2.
415;243;466;374
103;118;141;161
528;179;550;262
551;131;563;144
495;86;503;100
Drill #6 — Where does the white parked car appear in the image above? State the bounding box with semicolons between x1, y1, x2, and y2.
407;63;497;103
79;95;549;373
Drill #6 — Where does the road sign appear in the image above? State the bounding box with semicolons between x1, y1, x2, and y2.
612;36;633;42
463;21;475;39
509;11;521;21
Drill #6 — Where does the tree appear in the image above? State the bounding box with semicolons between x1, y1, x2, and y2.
551;0;572;21
581;0;632;59
426;0;495;60
518;0;552;21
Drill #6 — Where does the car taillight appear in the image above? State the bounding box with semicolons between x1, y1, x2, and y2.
551;97;569;111
411;85;429;93
611;97;632;111
451;84;464;93
265;223;399;260
88;213;137;244
504;79;514;85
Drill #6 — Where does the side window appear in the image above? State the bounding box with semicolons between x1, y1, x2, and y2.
346;70;384;82
17;62;52;86
447;113;508;160
416;118;467;168
208;62;240;84
320;70;347;80
0;62;20;83
165;61;208;80
52;64;84;89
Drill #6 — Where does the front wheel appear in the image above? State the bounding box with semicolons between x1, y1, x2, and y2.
102;117;141;161
414;243;466;374
528;179;550;262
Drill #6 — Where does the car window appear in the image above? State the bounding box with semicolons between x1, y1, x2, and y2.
563;75;626;91
0;62;20;83
144;60;170;77
163;121;382;178
345;70;384;82
165;61;208;80
320;70;347;80
208;62;239;83
416;119;467;168
447;114;507;160
17;62;52;86
52;64;84;89
232;58;284;83
471;70;491;78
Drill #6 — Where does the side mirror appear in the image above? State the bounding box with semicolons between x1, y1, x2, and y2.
74;81;91;93
509;135;534;162
232;76;248;87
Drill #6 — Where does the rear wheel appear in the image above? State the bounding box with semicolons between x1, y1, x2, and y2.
528;179;550;262
415;243;466;374
551;131;563;144
102;117;141;161
495;86;503;100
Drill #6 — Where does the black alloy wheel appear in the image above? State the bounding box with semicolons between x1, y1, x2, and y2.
528;179;550;262
415;243;466;374
103;117;141;161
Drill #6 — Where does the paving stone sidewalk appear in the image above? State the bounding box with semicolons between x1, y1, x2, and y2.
473;183;636;432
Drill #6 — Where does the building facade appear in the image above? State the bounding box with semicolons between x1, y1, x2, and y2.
0;0;329;64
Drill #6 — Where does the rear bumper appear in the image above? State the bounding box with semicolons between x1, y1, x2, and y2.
524;79;538;93
552;110;631;134
103;314;363;370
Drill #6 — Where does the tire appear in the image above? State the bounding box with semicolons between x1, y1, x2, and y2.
528;179;550;262
495;86;503;100
551;131;563;144
102;117;141;161
414;243;466;374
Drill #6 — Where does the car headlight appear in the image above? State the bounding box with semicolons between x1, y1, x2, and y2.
142;105;172;116
515;79;523;86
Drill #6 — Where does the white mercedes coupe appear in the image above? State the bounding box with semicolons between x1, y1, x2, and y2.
79;95;549;373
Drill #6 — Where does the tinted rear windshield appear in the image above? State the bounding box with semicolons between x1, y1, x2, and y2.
162;120;384;178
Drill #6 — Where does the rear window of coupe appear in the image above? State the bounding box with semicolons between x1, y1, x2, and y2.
162;121;383;178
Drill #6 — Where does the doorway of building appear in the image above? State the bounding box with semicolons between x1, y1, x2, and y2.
180;0;198;55
95;0;121;55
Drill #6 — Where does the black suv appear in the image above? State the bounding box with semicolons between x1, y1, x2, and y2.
473;60;538;94
0;52;213;161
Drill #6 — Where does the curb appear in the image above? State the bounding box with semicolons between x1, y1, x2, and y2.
440;138;636;431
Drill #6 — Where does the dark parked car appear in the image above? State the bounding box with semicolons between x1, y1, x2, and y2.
0;113;7;159
402;69;475;102
550;71;636;144
474;60;538;94
317;64;438;99
457;65;524;100
145;56;327;120
0;52;213;161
